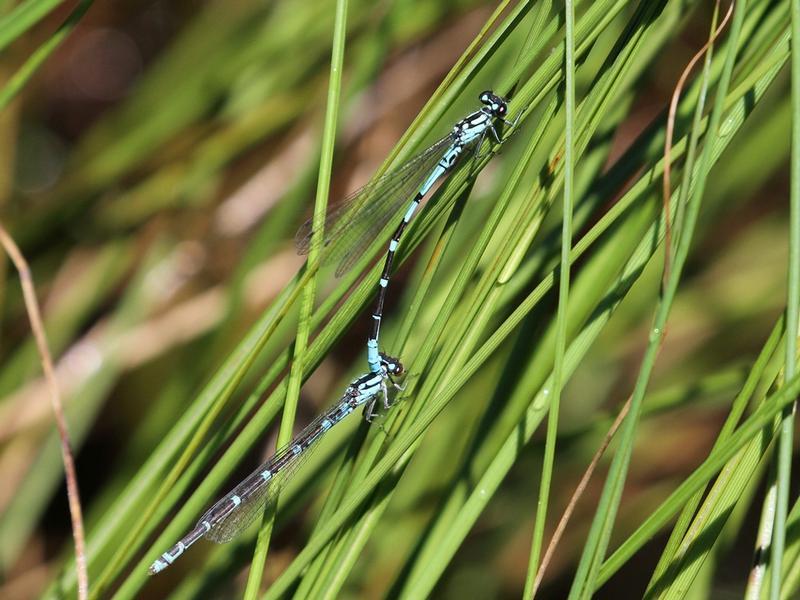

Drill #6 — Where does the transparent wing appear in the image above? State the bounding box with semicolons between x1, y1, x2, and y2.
200;398;356;544
295;135;453;277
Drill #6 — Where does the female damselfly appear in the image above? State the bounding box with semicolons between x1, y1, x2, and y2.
296;90;516;376
148;354;403;574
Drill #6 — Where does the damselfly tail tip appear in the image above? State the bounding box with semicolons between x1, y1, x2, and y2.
148;557;168;576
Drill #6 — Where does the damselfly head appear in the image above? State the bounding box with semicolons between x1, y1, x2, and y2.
379;353;404;376
479;90;508;117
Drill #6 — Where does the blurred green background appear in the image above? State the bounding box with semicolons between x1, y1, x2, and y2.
0;0;797;599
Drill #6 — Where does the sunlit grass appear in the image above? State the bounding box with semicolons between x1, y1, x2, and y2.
0;1;797;599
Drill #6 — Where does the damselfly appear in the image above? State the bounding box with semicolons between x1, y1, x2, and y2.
296;90;515;376
148;354;404;575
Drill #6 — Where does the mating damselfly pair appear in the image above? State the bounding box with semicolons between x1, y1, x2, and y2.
149;90;515;575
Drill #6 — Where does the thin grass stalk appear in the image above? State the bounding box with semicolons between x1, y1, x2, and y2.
0;224;88;599
769;0;800;596
523;0;575;595
243;1;349;596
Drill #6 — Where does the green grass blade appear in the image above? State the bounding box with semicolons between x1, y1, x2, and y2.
523;0;575;594
244;0;349;596
770;0;800;596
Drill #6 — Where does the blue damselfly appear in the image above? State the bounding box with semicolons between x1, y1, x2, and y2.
148;354;403;574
